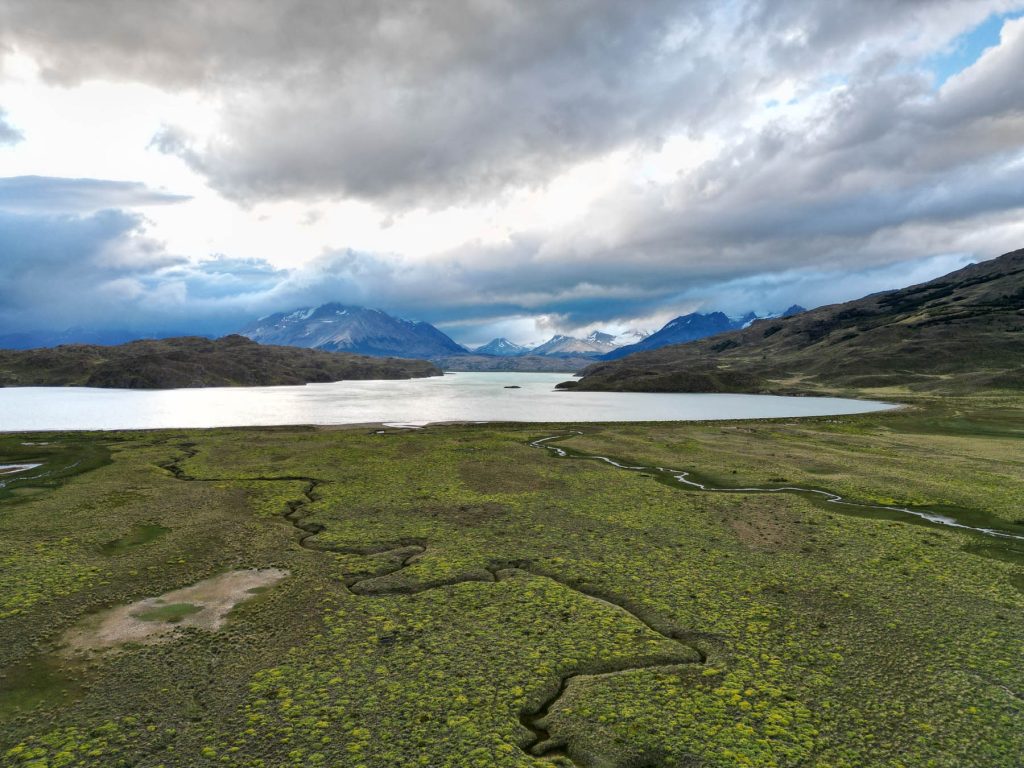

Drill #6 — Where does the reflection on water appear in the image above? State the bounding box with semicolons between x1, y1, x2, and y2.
0;463;42;474
0;372;895;431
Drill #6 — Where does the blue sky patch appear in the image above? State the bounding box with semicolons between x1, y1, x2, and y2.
927;11;1024;87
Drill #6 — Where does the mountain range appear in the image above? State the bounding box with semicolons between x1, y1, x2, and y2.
3;302;806;373
527;331;620;358
238;304;786;367
471;330;650;359
568;249;1024;394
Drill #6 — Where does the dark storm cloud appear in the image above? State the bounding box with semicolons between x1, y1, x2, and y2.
0;107;22;145
0;210;293;335
0;208;185;331
0;176;191;214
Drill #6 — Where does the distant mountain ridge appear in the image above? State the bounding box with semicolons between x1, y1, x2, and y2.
292;302;803;368
570;250;1024;394
475;310;800;362
240;304;466;359
601;307;804;360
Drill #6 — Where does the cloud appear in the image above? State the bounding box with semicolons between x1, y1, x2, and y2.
671;252;981;318
0;4;1023;344
3;1;1018;206
0;200;1017;345
452;13;1024;308
0;208;185;330
0;107;22;145
0;176;190;214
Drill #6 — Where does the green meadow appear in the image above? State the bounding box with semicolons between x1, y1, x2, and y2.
1;393;1022;767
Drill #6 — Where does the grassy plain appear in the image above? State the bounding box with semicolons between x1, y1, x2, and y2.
0;393;1022;767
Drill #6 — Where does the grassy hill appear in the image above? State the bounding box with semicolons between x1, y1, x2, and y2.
570;248;1024;394
0;334;441;389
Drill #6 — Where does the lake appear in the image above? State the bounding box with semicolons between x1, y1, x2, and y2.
0;372;895;431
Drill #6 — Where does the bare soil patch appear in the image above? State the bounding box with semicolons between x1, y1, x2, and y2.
62;568;288;653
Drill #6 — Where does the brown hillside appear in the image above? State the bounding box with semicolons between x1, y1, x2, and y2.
0;335;442;389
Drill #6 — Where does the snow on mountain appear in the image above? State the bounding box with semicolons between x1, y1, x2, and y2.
530;332;617;357
239;303;466;359
474;338;529;356
610;328;651;346
505;328;652;359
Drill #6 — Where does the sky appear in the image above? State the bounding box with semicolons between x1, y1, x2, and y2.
1;1;1024;347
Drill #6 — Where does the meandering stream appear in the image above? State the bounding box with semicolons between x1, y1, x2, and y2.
530;433;1024;545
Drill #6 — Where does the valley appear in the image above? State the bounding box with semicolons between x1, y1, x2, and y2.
4;5;1024;767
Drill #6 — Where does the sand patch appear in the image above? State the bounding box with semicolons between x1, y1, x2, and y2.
63;568;288;653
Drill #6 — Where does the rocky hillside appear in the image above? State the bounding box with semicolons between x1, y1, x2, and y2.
0;335;442;389
569;249;1024;394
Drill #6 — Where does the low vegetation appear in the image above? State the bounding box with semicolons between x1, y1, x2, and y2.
0;335;441;388
0;393;1022;766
